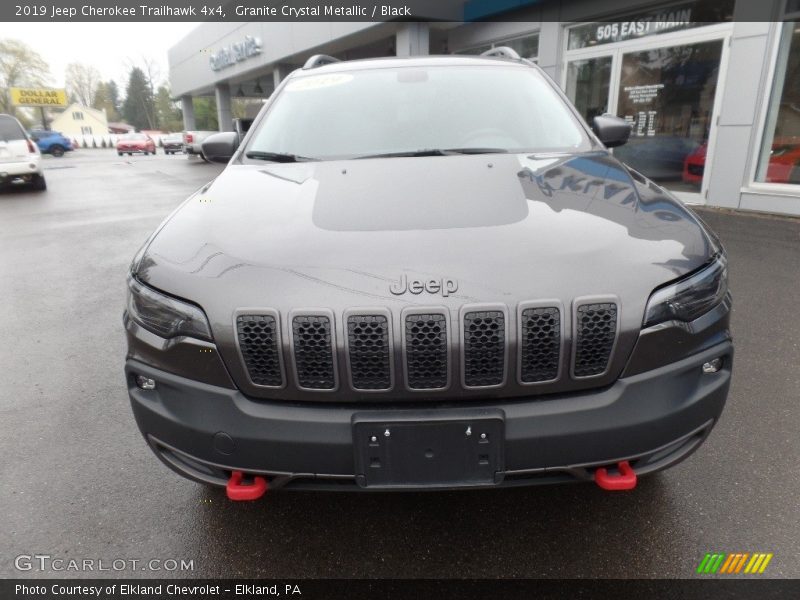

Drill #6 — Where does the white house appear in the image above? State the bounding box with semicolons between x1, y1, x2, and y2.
49;103;109;137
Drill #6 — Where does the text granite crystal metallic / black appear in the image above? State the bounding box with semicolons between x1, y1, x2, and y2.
123;49;732;495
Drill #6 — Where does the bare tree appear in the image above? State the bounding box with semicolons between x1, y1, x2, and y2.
65;62;101;107
0;38;50;115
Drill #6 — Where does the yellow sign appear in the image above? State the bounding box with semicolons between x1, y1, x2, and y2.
10;87;67;107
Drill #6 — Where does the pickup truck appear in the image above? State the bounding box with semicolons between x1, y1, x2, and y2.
182;131;217;160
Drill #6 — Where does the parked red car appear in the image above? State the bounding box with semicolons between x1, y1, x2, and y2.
116;133;156;156
684;140;800;185
682;144;707;185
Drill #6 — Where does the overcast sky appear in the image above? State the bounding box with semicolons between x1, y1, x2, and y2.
0;22;201;90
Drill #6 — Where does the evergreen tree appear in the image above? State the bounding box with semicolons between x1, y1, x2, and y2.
122;67;156;130
107;81;121;116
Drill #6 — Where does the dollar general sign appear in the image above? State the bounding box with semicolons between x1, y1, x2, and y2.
10;87;67;107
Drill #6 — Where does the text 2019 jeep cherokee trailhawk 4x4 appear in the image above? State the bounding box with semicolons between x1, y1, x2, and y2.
124;49;732;497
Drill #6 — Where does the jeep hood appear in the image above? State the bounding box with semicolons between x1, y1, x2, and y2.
135;151;715;341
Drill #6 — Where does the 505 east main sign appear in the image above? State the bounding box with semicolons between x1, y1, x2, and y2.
209;36;263;71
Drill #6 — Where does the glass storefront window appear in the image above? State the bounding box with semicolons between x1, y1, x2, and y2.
756;22;800;185
565;57;612;123
503;33;540;61
612;40;723;193
567;0;734;50
456;33;539;61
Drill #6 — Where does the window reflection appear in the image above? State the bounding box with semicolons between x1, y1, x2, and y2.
757;22;800;184
455;33;539;61
613;40;723;193
566;56;612;123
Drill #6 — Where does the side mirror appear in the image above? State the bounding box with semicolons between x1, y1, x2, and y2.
201;131;239;163
592;114;631;148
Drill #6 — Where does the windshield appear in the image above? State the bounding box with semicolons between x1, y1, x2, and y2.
122;133;147;140
244;65;590;160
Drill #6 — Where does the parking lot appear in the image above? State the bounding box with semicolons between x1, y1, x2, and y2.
1;148;799;579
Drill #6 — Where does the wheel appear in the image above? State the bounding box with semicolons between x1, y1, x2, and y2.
128;152;133;156
117;152;122;156
31;174;46;191
50;145;65;157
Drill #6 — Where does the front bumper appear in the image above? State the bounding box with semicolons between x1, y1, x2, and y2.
126;341;732;490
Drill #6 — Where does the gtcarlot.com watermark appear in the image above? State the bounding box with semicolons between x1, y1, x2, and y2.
14;554;195;573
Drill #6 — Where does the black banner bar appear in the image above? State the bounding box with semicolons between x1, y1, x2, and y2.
3;579;800;600
0;0;783;23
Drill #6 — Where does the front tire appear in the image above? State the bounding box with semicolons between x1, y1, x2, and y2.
50;145;65;157
31;174;47;191
117;152;122;156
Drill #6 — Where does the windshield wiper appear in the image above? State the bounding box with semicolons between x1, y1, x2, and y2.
442;147;509;154
245;151;317;162
354;148;509;159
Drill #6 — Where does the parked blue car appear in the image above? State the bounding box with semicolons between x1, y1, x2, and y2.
28;129;73;157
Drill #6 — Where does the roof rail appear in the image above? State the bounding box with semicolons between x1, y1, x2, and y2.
480;46;521;61
303;54;340;69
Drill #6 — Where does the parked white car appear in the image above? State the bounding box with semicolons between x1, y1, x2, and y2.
0;114;45;191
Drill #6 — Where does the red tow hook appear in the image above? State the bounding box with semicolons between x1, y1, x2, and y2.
594;461;637;491
226;470;268;501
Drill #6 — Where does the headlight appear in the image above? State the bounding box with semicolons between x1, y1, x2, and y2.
126;276;213;341
643;254;728;328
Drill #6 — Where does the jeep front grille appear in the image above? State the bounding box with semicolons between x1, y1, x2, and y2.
234;300;621;395
405;313;448;389
573;302;618;377
463;310;505;387
347;314;391;390
519;306;561;383
236;314;284;387
292;315;336;389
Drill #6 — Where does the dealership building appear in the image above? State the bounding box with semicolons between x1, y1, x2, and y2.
168;0;800;216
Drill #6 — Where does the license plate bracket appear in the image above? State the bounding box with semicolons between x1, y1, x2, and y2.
353;410;505;489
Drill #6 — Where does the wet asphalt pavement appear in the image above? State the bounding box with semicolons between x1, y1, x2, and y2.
0;149;798;579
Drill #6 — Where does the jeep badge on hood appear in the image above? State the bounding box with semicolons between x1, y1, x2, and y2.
389;274;459;296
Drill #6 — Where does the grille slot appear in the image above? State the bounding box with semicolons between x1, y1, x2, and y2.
463;310;506;387
236;314;284;387
574;302;618;377
347;314;391;390
292;315;336;390
519;306;561;383
405;313;448;389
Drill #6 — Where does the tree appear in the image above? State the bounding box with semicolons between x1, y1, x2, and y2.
93;81;120;121
155;85;183;132
194;97;218;131
122;67;156;130
123;56;161;124
65;62;100;107
107;81;121;116
0;38;50;115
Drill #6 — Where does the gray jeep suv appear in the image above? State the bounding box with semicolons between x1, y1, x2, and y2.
124;49;732;498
